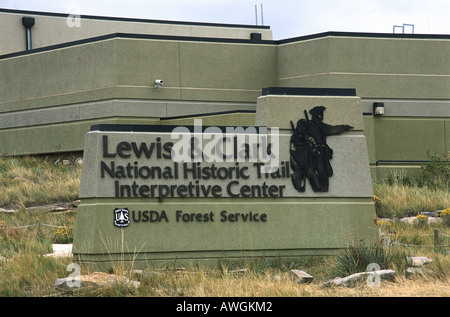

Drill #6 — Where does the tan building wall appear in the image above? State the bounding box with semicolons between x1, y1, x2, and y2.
0;9;272;56
0;10;448;180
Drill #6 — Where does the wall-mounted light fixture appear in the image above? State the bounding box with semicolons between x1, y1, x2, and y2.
22;17;35;51
154;79;164;90
373;102;384;116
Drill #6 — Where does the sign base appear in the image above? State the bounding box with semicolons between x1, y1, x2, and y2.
73;197;376;269
73;88;377;269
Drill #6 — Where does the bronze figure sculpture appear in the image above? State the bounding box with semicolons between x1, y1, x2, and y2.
290;106;353;192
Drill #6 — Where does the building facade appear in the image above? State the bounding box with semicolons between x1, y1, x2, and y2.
1;9;449;180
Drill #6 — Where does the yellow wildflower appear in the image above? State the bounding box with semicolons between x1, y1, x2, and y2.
416;214;428;221
55;226;72;236
440;208;450;217
377;220;392;228
372;195;382;203
440;208;450;225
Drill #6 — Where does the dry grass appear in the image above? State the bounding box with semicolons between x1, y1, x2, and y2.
176;275;450;297
0;155;449;297
72;251;449;297
0;155;81;209
373;153;449;218
159;271;450;297
1;208;449;297
373;181;449;218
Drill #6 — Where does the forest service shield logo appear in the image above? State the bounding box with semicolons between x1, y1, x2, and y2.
114;208;130;227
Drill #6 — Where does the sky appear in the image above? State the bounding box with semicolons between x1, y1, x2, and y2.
1;0;449;39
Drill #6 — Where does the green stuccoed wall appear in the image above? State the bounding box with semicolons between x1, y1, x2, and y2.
277;36;450;99
0;33;448;179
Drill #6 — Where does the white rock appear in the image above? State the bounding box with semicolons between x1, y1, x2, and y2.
318;277;344;288
399;216;441;224
54;272;140;291
405;267;425;279
319;269;396;288
289;269;313;284
52;244;72;254
75;157;83;166
0;208;17;213
427;217;442;224
45;244;73;257
399;217;416;224
70;200;81;207
407;256;433;267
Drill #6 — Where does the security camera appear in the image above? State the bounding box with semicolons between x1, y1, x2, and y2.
373;102;384;116
154;79;164;90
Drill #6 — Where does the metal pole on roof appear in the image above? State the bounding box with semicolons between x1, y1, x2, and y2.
261;4;264;26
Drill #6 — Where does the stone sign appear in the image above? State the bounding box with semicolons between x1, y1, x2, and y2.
73;88;376;268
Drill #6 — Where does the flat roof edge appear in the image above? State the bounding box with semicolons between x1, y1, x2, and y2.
0;32;277;60
0;8;271;30
278;31;450;44
262;87;357;97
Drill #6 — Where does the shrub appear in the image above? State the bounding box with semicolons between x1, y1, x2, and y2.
372;153;449;219
440;208;450;226
332;239;407;277
53;226;74;244
413;214;428;227
419;152;449;189
372;195;383;215
376;219;392;230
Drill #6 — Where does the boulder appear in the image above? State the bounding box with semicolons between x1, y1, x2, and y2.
229;268;248;274
45;244;73;258
54;272;140;292
0;208;17;213
399;217;417;224
70;200;81;208
25;203;70;212
318;277;345;288
75;157;83;166
405;267;425;279
421;211;439;217
427;217;442;224
399;216;441;224
407;256;433;267
289;269;313;284
319;269;396;288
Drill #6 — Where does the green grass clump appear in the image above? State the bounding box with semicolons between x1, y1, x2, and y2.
331;239;408;277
